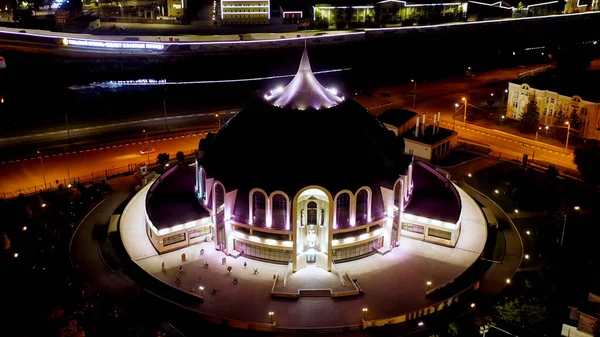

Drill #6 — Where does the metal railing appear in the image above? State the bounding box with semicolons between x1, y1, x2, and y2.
1;149;198;199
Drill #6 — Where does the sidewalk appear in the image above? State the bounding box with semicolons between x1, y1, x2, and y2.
70;175;142;300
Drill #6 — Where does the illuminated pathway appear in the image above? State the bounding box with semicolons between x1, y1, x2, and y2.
119;179;488;328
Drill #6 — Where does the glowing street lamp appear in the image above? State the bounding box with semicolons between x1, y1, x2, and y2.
362;307;368;320
462;97;467;123
526;230;531;235
13;252;19;258
411;79;417;109
525;254;530;259
418;321;424;327
268;311;275;324
574;206;580;211
470;303;476;308
565;121;571;149
22;226;27;231
426;281;432;292
506;278;511;284
215;113;221;129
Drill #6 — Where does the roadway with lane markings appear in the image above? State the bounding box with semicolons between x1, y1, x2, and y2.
0;132;205;197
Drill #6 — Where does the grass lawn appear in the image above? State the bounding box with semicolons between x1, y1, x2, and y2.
482;228;506;263
434;149;480;167
98;238;123;273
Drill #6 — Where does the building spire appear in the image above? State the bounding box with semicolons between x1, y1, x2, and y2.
264;49;344;110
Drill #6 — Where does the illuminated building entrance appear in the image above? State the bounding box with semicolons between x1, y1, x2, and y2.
295;188;331;270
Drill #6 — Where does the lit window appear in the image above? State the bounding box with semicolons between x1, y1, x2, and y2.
356;190;369;226
252;191;266;226
336;193;350;228
271;194;288;230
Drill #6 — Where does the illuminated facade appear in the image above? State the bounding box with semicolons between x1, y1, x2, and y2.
313;0;467;24
219;0;270;25
507;82;600;141
145;49;463;272
167;0;185;18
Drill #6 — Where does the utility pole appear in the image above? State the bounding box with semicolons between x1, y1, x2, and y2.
532;126;541;163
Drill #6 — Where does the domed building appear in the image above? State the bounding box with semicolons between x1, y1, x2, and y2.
145;49;463;272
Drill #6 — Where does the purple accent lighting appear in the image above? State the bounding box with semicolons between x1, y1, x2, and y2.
265;49;343;110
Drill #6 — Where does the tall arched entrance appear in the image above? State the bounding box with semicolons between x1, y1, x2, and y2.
294;188;331;271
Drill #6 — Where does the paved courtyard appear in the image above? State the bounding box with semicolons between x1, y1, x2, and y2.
120;181;487;328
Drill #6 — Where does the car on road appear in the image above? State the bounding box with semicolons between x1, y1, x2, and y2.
140;148;155;155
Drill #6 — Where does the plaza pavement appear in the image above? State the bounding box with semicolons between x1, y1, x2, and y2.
119;177;488;328
67;158;524;334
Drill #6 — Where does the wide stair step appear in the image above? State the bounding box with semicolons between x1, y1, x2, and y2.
298;289;331;297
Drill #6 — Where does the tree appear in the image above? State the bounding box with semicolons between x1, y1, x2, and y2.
519;92;540;133
447;321;459;336
574;139;600;186
495;297;522;323
176;151;185;163
156;153;170;166
569;108;583;135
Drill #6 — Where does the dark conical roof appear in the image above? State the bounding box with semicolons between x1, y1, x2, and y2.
199;50;410;197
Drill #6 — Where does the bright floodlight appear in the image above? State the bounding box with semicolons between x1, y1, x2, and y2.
470;303;476;308
199;286;204;290
418;321;424;326
526;230;531;235
494;189;499;194
362;308;368;312
14;253;19;258
454;103;459;107
268;311;274;316
42;203;46;208
426;281;432;286
574;206;580;211
506;278;511;284
467;173;472;177
22;226;27;231
525;254;529;259
514;209;519;213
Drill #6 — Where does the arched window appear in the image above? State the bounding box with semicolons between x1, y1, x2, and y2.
271;194;287;230
394;180;402;209
336;193;350;228
215;184;225;212
307;201;317;226
200;169;207;203
252;191;266;226
356;190;369;226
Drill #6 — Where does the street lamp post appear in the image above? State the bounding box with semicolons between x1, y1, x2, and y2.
462;97;467;123
37;150;47;190
479;323;490;337
565;121;571;149
163;99;169;131
453;103;459;130
65;113;71;143
532;126;541;163
560;213;567;246
362;308;368;320
411;79;417;110
215;113;221;129
268;311;274;324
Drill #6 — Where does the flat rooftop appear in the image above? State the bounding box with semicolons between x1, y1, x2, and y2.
377;108;417;128
403;125;457;146
404;162;461;223
146;165;210;230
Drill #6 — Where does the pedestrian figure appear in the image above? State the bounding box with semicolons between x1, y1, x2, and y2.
204;262;209;269
175;276;181;283
253;268;259;275
161;262;165;270
222;257;226;265
212;287;218;295
244;262;247;268
200;249;204;256
179;265;183;273
233;277;238;285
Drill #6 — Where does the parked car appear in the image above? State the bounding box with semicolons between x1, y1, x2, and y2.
140;148;155;155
